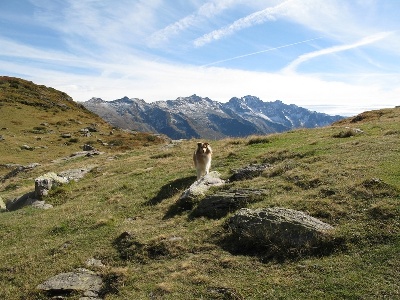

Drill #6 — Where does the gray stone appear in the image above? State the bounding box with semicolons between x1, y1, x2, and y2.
21;144;34;150
227;207;334;250
179;171;225;200
1;162;40;182
31;200;53;210
6;166;96;211
6;195;53;211
86;258;105;268
58;166;95;182
86;126;98;132
83;144;95;151
191;189;266;219
36;268;103;297
35;172;68;199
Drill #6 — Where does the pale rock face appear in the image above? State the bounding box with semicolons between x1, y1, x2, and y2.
228;207;334;250
34;172;68;198
36;268;103;298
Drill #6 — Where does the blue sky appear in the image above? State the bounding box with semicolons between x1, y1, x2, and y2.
1;0;399;116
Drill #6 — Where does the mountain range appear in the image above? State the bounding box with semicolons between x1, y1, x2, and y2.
82;95;344;139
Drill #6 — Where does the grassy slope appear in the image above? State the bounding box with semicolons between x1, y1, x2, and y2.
0;78;399;299
0;76;164;173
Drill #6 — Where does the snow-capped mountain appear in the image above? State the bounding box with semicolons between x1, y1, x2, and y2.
82;95;344;139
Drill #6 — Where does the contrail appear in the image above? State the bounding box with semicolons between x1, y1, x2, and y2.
201;37;322;67
282;32;393;73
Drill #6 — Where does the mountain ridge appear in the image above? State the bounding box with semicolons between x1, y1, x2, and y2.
82;94;344;139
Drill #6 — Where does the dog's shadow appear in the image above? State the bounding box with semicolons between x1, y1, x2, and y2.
146;176;196;206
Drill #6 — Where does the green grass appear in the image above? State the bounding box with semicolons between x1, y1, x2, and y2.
0;77;165;171
0;78;399;299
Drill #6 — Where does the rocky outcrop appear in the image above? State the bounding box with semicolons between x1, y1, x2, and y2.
191;189;266;219
227;207;334;255
179;171;225;201
1;163;40;182
36;268;103;299
4;166;95;211
35;172;69;199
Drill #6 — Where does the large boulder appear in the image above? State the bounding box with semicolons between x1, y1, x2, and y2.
227;207;334;255
35;172;68;199
179;171;225;201
36;268;103;299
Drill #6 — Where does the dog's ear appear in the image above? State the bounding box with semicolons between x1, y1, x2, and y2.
197;142;203;147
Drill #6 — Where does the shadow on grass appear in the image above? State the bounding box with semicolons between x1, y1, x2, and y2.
146;176;196;206
163;195;198;220
214;227;346;263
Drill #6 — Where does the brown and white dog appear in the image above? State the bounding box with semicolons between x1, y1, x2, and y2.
193;142;212;180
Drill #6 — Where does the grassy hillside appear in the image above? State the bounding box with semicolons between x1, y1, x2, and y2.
0;79;399;299
0;76;164;175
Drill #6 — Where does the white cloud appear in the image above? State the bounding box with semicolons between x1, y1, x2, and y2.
147;0;239;47
282;32;394;73
194;0;293;47
2;0;399;118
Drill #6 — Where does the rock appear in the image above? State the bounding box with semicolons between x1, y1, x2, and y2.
229;164;270;181
6;193;53;211
227;207;334;253
35;167;94;198
83;144;95;151
35;172;69;199
52;151;103;163
179;171;225;201
1;163;40;182
21;144;34;150
86;258;105;268
61;133;72;138
6;166;96;211
86;126;98;132
36;268;103;298
191;189;266;219
164;172;225;215
31;200;53;210
58;166;95;182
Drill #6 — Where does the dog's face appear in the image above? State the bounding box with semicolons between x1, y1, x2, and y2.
197;142;210;153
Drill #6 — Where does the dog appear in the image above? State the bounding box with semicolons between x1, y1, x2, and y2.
193;142;212;180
